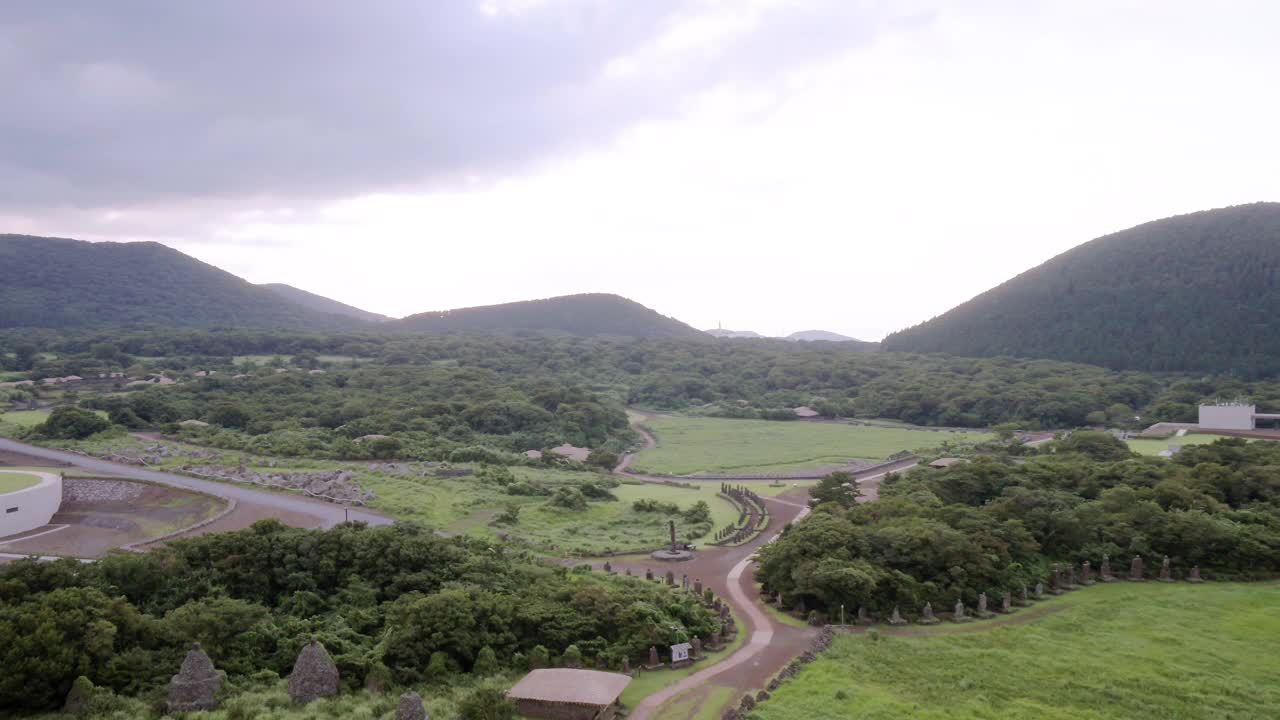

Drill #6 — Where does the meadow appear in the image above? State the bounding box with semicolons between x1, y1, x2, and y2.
632;416;989;475
753;582;1280;720
1124;432;1233;456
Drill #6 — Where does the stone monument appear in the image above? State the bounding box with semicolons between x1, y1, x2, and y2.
396;692;428;720
1188;565;1204;583
1159;555;1173;583
1100;554;1116;582
952;599;973;623
976;593;995;619
919;602;940;625
889;606;908;625
651;519;694;561
167;642;222;713
647;646;662;669
1130;554;1144;581
1081;560;1095;585
288;640;339;705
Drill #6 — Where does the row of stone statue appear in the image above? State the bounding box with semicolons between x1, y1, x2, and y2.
604;561;711;597
162;640;426;719
827;554;1202;627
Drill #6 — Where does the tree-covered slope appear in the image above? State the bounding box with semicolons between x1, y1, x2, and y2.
883;203;1280;376
0;235;363;330
259;283;391;323
391;293;705;338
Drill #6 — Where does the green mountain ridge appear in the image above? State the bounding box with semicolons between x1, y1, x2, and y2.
0;235;363;330
882;202;1280;376
259;283;391;323
391;293;706;338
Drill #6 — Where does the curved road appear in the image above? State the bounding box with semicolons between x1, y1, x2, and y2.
0;437;392;528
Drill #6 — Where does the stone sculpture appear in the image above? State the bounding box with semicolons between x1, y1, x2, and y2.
1034;582;1044;598
395;692;427;720
603;561;612;573
167;642;222;713
692;637;702;658
648;646;660;668
919;602;939;625
1081;560;1095;585
1130;555;1144;581
288;640;339;705
622;657;631;674
1001;591;1013;613
976;593;995;619
645;568;654;581
1160;555;1174;583
889;606;907;625
953;599;973;623
666;570;676;586
1188;565;1204;583
857;606;870;625
1100;554;1115;582
695;578;703;595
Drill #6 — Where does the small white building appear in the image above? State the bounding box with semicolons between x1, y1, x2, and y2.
1198;403;1280;431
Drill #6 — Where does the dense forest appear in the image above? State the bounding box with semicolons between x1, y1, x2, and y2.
391;293;705;338
884;203;1280;377
0;236;362;331
0;521;719;714
757;436;1280;618
258;283;391;323
6;331;1280;461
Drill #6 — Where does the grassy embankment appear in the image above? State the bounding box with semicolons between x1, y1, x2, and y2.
1124;432;1230;456
754;581;1280;720
632;416;989;476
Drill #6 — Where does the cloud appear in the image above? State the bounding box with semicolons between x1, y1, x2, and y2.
0;0;897;212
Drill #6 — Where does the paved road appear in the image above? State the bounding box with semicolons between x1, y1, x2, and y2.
0;438;392;528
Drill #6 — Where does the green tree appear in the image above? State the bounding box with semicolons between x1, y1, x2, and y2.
37;406;110;439
459;686;515;720
810;471;861;508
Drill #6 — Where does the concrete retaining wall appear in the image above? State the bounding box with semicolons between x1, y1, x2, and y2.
0;470;63;539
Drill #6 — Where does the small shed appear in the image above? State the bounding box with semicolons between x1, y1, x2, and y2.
178;420;210;429
928;458;966;469
507;669;631;720
549;443;591;462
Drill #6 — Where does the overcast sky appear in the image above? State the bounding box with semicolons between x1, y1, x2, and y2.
4;1;1279;339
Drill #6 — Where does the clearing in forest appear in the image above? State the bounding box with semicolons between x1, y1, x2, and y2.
632;416;989;475
753;582;1280;720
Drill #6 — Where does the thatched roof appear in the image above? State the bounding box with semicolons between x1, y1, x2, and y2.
507;669;631;707
928;457;966;468
793;406;819;418
549;443;590;462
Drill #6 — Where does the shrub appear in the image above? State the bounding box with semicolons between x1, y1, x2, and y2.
36;406;110;439
459;686;515;720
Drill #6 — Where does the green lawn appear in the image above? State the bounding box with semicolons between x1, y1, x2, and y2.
0;471;42;493
1125;433;1240;456
633;416;989;475
0;410;52;428
754;582;1280;720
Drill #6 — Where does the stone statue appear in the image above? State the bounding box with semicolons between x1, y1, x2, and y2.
692;637;703;658
1001;591;1013;613
1066;564;1077;588
288;640;339;705
695;578;703;595
603;561;612;573
396;692;428;720
666;570;676;586
622;657;631;674
649;646;660;667
1130;554;1144;581
976;593;995;619
1034;582;1044;598
625;568;632;576
1188;565;1204;583
645;568;654;581
1020;585;1029;604
1101;554;1115;582
1160;555;1173;582
953;599;972;623
889;606;907;625
711;631;723;648
857;606;870;625
920;602;939;625
1081;560;1095;585
167;642;222;713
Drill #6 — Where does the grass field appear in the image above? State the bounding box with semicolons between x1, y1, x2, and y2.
0;471;42;493
633;416;989;475
0;410;53;428
1125;433;1236;456
753;582;1279;720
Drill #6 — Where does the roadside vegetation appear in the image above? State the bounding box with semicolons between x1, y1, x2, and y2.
753;582;1280;720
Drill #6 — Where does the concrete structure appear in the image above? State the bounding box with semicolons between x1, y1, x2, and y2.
1198;403;1280;430
507;669;631;720
0;470;62;539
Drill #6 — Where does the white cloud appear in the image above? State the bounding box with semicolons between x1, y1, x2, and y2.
10;1;1280;339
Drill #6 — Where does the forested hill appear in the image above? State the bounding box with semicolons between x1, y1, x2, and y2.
391;293;706;338
883;203;1280;376
259;283;390;323
0;235;363;330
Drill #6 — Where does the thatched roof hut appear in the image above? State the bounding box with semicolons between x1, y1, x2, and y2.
507;669;631;720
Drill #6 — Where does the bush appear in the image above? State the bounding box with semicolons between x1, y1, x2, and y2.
459;686;515;720
36;406;110;439
473;645;499;676
549;487;588;511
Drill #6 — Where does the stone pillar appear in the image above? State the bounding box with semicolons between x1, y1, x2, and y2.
1034;582;1044;598
1001;591;1013;613
692;637;702;658
395;692;427;720
645;568;654;581
1130;555;1144;581
670;519;678;552
857;606;870;625
695;578;703;595
622;657;631;674
288;640;339;705
1188;565;1203;583
1159;555;1173;582
1081;560;1095;585
648;646;660;668
666;570;675;586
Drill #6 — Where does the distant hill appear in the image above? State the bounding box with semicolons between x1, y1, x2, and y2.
883;203;1280;376
0;235;363;330
786;330;860;342
392;293;705;338
260;283;390;323
706;328;766;338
